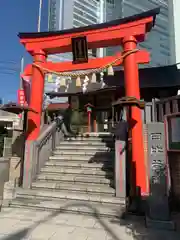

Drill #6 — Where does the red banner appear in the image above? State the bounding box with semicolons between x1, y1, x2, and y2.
18;89;25;106
17;89;25;118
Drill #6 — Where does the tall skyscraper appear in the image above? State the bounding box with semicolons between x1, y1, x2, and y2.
45;0;171;96
168;0;180;68
105;0;170;66
48;0;108;30
121;0;170;67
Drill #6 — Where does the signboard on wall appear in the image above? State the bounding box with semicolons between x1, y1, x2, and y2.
72;36;88;64
171;117;180;142
167;114;180;151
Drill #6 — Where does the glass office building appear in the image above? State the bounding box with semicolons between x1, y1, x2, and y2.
122;0;170;67
168;0;180;68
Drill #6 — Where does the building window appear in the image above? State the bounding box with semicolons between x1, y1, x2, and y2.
75;0;98;12
73;13;95;25
74;7;97;22
74;1;98;18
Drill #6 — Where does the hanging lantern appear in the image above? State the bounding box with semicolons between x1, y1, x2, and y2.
47;74;54;83
107;65;114;76
60;77;66;87
76;76;81;87
91;73;97;83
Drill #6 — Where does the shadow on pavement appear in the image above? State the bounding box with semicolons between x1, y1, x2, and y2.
2;201;180;240
1;228;29;240
1;202;122;240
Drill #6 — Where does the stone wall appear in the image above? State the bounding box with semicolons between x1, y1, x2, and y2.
168;152;180;203
2;157;21;207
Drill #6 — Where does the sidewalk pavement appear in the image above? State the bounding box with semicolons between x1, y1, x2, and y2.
0;207;179;240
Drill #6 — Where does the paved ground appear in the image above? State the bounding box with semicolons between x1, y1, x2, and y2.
0;208;180;240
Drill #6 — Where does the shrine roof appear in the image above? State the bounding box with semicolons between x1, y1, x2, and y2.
47;87;118;98
18;8;160;39
47;102;69;111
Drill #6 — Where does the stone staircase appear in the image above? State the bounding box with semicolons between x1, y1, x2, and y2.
8;133;126;218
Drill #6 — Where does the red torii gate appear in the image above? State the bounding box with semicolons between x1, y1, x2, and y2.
19;8;160;195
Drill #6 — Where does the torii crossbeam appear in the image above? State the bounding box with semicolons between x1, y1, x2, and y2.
19;8;160;196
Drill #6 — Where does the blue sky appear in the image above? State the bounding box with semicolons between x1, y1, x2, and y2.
0;0;48;103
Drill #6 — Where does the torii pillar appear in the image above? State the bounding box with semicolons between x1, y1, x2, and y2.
122;36;146;196
26;50;46;140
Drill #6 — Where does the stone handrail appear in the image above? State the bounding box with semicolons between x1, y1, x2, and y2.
23;121;63;188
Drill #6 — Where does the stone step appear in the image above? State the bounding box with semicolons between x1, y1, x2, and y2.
64;135;113;142
15;188;122;205
53;150;115;157
45;160;113;170
59;141;114;147
65;133;113;138
75;132;113;137
32;181;115;195
56;145;113;151
40;166;113;177
64;138;113;143
49;155;113;163
37;173;113;185
9;198;125;218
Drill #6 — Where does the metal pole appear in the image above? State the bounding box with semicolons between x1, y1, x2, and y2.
19;56;25;186
99;0;104;57
38;0;43;32
20;57;24;89
48;0;50;30
20;57;24;126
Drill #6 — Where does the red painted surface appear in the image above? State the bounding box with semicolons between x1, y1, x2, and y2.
17;89;25;106
87;111;91;133
122;36;147;195
21;51;149;78
26;50;46;140
93;118;97;133
17;89;25;118
85;103;93;133
20;17;153;55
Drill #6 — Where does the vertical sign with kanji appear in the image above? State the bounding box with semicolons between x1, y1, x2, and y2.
146;122;174;229
17;89;25;118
